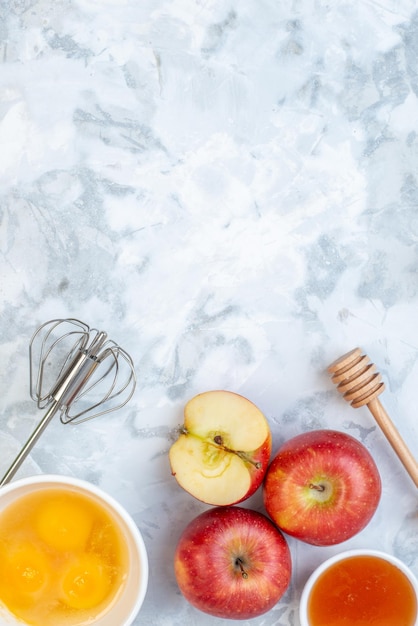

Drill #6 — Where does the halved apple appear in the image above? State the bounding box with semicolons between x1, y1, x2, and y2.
169;390;272;506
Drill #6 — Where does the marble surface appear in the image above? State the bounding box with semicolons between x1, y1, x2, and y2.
1;0;418;624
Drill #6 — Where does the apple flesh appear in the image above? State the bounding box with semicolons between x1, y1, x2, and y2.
169;391;271;506
263;429;381;546
174;506;291;620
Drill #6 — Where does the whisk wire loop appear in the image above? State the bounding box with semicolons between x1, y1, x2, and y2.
30;319;91;407
60;342;136;425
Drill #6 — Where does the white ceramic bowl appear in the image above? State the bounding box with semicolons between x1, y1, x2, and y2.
0;474;148;626
300;549;418;626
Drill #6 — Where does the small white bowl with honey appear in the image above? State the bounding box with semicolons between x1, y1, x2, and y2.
0;474;148;626
300;548;418;626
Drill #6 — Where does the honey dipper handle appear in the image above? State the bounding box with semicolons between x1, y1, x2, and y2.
368;397;418;488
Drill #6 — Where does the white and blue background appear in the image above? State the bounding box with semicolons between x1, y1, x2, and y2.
1;1;418;624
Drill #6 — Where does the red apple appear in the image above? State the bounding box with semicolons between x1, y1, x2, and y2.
174;506;291;620
169;391;271;506
263;429;381;546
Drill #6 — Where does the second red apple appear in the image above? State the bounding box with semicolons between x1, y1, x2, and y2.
263;429;381;546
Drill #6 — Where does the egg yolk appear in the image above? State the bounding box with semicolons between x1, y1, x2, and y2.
3;541;50;596
60;554;111;610
36;496;94;551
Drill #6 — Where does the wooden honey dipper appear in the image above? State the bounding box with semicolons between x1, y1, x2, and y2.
328;347;418;488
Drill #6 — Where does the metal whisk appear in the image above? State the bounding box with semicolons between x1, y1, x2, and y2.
1;318;136;486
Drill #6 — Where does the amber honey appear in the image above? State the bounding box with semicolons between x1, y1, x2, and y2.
0;487;129;626
308;554;417;626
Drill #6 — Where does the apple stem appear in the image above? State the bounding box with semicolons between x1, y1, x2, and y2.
235;558;248;579
213;436;262;470
309;483;326;492
237;452;262;470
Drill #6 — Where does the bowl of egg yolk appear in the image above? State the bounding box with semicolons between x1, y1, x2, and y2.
299;548;418;626
0;474;148;626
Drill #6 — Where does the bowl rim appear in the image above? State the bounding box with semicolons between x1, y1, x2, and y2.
0;473;149;626
299;548;418;626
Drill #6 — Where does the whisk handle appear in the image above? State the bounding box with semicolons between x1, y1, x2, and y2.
0;401;59;486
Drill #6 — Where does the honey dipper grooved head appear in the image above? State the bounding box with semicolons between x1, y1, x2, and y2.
327;348;385;408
